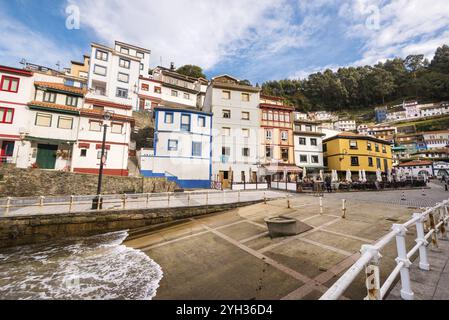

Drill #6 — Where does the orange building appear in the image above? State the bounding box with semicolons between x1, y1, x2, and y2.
259;95;301;181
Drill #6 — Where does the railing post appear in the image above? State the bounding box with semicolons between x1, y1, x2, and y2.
187;193;191;206
264;192;267;205
122;194;127;209
40;196;45;211
428;211;439;248
69;195;74;213
437;204;447;240
361;245;382;300
413;212;430;271
97;195;102;211
146;193;150;208
392;224;414;300
287;195;291;209
238;190;241;203
206;192;209;207
5;197;12;215
168;193;171;208
342;199;347;219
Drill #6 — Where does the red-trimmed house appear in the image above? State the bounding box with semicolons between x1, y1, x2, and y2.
0;65;34;165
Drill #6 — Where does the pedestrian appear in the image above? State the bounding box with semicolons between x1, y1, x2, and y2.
325;175;332;193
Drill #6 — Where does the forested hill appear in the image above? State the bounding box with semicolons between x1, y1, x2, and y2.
262;45;449;113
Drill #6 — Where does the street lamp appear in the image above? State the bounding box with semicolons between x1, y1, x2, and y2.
92;111;113;209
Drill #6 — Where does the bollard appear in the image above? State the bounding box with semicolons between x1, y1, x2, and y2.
414;213;430;271
319;197;323;215
40;196;45;211
362;245;382;300
5;197;12;215
421;188;426;197
122;194;127;209
168;193;171;208
187;193;191;206
146;193;150;208
69;195;74;213
401;192;406;201
393;224;414;300
287;195;291;209
97;195;102;211
342;199;347;219
238;190;241;203
264;192;267;205
206;192;209;207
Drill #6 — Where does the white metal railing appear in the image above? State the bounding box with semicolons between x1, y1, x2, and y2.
320;199;449;300
0;189;281;217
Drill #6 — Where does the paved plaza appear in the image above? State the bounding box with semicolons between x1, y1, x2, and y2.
125;183;449;300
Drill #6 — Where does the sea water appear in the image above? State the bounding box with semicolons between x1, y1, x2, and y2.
0;231;163;300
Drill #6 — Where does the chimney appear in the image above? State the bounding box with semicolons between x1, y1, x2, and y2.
170;62;175;70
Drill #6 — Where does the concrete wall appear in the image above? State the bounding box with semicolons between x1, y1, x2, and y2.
0;200;262;248
0;166;177;197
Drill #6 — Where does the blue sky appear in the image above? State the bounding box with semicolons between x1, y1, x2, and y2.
1;0;449;84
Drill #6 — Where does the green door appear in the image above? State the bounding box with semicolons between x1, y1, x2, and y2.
36;144;58;169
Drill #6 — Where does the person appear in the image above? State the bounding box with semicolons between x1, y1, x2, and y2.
325;175;332;193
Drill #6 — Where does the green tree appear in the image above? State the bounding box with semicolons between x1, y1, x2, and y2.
176;65;206;79
430;45;449;74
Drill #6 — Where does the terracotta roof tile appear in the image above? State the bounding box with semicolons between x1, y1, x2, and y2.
34;82;86;95
398;160;433;167
79;108;134;123
28;101;79;113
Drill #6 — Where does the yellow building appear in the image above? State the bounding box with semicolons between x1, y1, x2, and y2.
323;133;393;173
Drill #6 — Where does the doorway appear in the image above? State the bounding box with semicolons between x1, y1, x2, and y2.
36;144;58;169
220;171;230;189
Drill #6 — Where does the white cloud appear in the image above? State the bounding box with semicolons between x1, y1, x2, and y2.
341;0;449;66
0;11;78;69
69;0;318;71
289;64;341;80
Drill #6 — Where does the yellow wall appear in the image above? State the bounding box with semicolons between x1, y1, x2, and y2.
324;137;393;172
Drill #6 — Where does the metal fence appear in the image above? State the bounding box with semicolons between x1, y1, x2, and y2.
320;199;449;300
0;189;281;217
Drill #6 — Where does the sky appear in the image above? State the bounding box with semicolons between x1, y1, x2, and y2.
1;0;449;84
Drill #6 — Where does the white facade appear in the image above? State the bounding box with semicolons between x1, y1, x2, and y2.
423;131;449;150
0;66;34;166
333;119;356;132
141;107;212;188
293;121;325;171
114;41;151;77
397;161;434;177
420;104;449;118
203;75;261;185
138;77;162;111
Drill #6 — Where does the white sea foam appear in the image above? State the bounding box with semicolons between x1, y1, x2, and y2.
0;231;163;300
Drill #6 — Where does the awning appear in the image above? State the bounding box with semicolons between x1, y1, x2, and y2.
25;136;76;144
262;165;303;174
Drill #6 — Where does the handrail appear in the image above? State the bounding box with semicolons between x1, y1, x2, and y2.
320;199;449;300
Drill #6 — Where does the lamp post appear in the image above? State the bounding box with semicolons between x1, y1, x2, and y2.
92;111;113;210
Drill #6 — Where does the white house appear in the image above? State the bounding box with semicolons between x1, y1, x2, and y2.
423;130;449;150
433;161;449;177
397;160;434;178
203;75;261;188
0;65;34;165
114;41;151;78
137;76;162;111
333;119;356;132
140;106;212;188
293;120;325;173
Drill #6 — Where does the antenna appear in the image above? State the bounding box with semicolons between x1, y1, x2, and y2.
20;58;27;66
160;56;163;67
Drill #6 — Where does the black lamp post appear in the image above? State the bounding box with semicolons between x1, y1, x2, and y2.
92;111;113;209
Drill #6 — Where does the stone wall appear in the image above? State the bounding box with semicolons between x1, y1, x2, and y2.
0;200;262;248
0;166;178;197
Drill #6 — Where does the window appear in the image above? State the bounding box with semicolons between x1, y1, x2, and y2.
89;120;102;132
43;91;56;103
181;114;191;131
95;50;108;61
154;86;162;94
268;111;273;121
0;107;14;124
183;93;190;100
242;148;250;157
281;131;288;141
192;142;202;157
300;155;308;163
242;112;250;120
94;65;107;76
136;51;144;59
384;159;389;171
350;140;358;150
311;155;319;164
222;127;231;136
323;144;327;152
266;147;273;158
266;129;272;140
262;112;268;120
164;112;174;124
279;113;285;122
111;123;123;134
222;90;231;100
119;58;130;69
367;142;372;151
281;148;289;161
120;47;129;55
57;116;73;129
375;144;380;152
140;63;144;71
351;156;359;166
66;96;78;107
310;138;317;146
80;149;87;157
376;158;381;169
299;137;306;145
222;147;230;156
222;110;231;119
118;73;129;83
168;140;178;151
285;113;290;122
382;145;387;153
305;125;312;132
242;93;250;102
35;113;52;127
171;90;178;97
198;116;206;127
242;129;250;138
141;84;149;91
368;157;374;167
274;112;279;121
1;76;19;93
116;87;128;98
